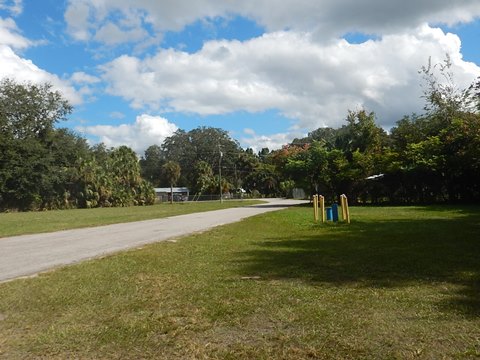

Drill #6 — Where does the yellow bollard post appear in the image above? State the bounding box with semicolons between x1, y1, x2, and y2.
340;195;343;220
341;194;347;221
316;195;320;222
319;195;325;223
344;195;350;224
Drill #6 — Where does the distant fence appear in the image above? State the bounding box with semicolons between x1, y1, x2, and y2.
156;193;251;203
190;194;247;202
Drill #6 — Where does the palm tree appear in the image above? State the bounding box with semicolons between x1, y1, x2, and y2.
162;161;181;204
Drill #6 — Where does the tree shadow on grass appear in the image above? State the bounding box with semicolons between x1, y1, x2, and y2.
236;209;480;317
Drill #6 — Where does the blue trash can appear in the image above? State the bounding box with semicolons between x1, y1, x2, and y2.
326;207;332;221
332;203;339;222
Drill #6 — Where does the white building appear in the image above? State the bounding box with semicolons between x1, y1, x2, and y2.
154;187;190;202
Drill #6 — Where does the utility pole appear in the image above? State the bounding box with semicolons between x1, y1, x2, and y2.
219;145;223;203
234;163;238;190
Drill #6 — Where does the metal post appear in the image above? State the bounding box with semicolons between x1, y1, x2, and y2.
219;146;223;203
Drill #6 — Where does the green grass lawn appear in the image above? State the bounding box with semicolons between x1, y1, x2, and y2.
0;200;262;238
0;205;479;359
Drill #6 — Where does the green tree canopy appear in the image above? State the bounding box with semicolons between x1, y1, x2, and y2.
0;78;72;140
162;160;181;204
160;126;242;191
0;79;74;210
0;79;155;210
140;145;165;186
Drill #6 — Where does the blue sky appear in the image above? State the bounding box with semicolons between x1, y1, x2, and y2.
1;0;479;154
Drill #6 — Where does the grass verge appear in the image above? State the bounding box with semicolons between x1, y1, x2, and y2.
0;200;263;238
0;205;479;359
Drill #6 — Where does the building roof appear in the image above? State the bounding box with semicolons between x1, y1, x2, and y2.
154;187;189;193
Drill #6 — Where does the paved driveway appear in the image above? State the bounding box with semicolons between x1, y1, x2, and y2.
0;199;306;282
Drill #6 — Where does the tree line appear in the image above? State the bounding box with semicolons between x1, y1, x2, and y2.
140;59;480;204
1;57;479;211
0;79;155;211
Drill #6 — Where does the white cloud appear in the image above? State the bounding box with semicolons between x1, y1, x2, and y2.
0;0;22;16
240;128;305;152
94;21;148;45
77;114;178;154
0;45;82;104
71;71;100;84
65;0;160;47
0;17;30;48
60;0;480;141
0;18;84;105
64;1;91;41
64;0;480;45
240;0;480;37
100;25;480;131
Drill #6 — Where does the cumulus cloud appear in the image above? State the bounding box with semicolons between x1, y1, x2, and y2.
64;1;91;41
100;25;480;130
77;114;178;154
0;45;82;104
240;0;480;37
64;0;480;45
0;17;83;105
60;0;480;146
